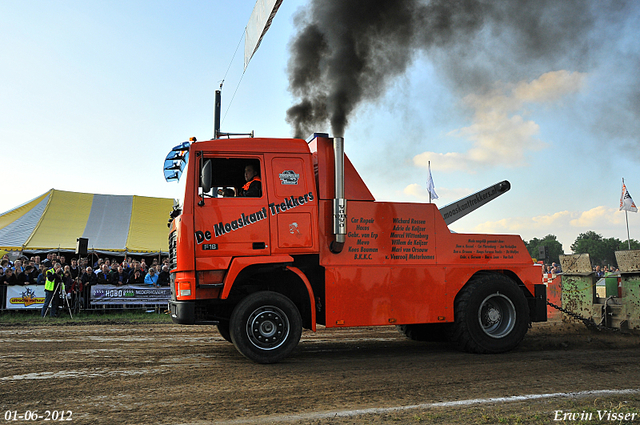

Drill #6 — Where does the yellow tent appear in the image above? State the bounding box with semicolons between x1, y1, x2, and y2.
0;189;174;254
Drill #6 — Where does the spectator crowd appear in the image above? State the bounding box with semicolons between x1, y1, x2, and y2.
541;262;562;275
1;253;171;310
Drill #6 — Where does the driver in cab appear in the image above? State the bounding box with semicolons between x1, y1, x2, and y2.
218;164;262;197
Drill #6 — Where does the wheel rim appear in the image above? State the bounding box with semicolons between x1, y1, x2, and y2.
246;305;290;350
478;292;516;338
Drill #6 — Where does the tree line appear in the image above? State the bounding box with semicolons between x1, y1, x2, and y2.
525;231;640;267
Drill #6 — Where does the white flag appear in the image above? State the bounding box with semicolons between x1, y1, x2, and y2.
244;0;284;70
620;178;638;212
427;162;438;201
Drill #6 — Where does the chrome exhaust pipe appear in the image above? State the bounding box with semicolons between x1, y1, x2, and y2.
331;137;347;253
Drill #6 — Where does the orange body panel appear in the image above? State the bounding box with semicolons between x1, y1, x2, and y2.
317;200;537;327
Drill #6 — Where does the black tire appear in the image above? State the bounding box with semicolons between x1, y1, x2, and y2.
397;324;451;342
216;321;232;343
450;274;530;354
229;291;302;364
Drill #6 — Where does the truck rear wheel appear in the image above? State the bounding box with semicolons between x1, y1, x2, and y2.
229;291;302;364
450;274;529;354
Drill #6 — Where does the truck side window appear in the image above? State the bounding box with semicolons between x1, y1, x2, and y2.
200;158;262;199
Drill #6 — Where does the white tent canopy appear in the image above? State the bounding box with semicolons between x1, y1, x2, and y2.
0;189;175;254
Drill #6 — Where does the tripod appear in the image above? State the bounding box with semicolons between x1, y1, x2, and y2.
43;280;73;319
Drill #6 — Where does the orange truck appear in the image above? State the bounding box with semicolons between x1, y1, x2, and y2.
165;133;546;363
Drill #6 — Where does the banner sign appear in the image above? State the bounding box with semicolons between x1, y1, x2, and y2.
244;0;283;69
90;284;170;306
6;285;46;310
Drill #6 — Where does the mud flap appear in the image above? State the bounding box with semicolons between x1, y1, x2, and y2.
529;284;547;322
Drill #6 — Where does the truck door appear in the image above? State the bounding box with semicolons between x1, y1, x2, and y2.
265;154;318;254
195;156;270;259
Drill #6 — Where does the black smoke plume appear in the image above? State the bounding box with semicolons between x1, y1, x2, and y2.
286;0;606;139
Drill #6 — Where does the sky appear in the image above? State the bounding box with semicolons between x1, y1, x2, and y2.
1;0;639;255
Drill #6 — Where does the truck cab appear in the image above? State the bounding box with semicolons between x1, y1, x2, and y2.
167;134;546;363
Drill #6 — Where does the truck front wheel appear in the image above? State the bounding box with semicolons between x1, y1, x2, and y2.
450;274;530;354
229;291;302;364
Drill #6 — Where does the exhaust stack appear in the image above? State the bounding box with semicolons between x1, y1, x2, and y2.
331;137;347;253
214;89;221;139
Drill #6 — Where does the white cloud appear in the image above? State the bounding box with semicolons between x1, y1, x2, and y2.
403;183;429;200
569;206;625;227
413;70;587;172
465;206;631;252
473;210;574;234
513;70;587;103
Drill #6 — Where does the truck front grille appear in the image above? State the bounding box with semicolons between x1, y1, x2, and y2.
169;230;177;270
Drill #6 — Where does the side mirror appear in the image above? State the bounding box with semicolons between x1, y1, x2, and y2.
201;159;212;193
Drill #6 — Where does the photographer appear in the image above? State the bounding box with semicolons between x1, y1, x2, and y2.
41;263;63;318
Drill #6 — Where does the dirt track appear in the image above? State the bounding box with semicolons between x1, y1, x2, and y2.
1;321;640;424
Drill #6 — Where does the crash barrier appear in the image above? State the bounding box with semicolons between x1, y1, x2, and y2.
1;284;170;311
559;251;640;330
90;284;170;306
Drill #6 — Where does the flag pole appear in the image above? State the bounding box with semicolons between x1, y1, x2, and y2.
622;177;633;249
428;161;432;204
626;209;631;250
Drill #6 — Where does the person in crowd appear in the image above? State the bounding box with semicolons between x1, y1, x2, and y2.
2;268;18;285
69;258;80;279
41;253;52;269
93;258;104;272
1;254;13;268
594;265;604;278
144;267;158;286
29;264;40;283
41;263;63;318
108;262;118;282
122;258;132;272
80;267;97;309
18;265;37;285
130;261;143;277
62;266;74;295
96;264;111;285
112;266;129;286
140;259;148;273
59;256;66;267
80;266;97;287
129;269;145;285
157;265;170;287
13;259;24;274
36;265;47;285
